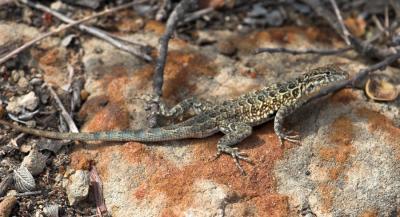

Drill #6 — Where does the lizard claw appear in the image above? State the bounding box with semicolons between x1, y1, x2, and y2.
278;131;301;146
215;147;253;175
211;150;222;161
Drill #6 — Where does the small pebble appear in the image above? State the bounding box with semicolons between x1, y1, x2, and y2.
0;66;6;74
0;103;5;118
18;70;25;78
30;68;36;73
94;47;103;54
80;90;90;101
6;91;39;114
65;170;90;206
30;78;43;86
217;40;237;56
17;77;29;89
11;70;20;83
6;190;17;197
19;144;32;153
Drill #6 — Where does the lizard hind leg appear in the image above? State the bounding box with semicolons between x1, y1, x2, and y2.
215;122;253;175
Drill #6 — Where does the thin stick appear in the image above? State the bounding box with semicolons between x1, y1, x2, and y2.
46;84;79;133
329;0;351;45
349;36;396;60
351;51;400;85
254;47;352;55
372;15;385;34
384;5;390;37
149;0;197;127
390;0;400;19
182;7;214;24
310;51;400;101
302;0;397;62
301;0;342;35
0;40;22;57
153;0;197;96
0;190;42;201
0;1;146;65
0;174;13;197
18;0;152;62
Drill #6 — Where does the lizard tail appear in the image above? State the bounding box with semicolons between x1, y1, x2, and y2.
0;119;211;142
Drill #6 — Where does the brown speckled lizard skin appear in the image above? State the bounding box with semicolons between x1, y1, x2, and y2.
0;65;349;174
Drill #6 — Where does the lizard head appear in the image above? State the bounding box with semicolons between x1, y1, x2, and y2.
302;65;349;95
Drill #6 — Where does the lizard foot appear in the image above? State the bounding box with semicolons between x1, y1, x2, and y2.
213;147;253;175
278;131;301;146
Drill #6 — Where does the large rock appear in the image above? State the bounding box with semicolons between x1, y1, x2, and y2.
25;24;398;216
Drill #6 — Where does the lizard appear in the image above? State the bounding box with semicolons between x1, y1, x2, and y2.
0;65;349;174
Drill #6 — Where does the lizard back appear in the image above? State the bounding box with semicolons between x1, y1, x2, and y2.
209;64;349;126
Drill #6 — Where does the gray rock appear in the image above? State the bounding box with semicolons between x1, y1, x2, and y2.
6;91;39;114
65;170;90;206
274;91;400;216
17;77;29;89
10;70;20;83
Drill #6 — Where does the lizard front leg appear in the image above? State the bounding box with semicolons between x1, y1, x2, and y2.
216;122;253;175
274;101;304;146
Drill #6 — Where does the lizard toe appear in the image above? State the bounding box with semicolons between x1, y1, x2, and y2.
278;131;301;146
210;151;223;162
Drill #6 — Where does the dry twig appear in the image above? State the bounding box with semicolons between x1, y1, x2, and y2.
149;0;197;127
0;174;13;197
254;47;352;55
46;84;79;133
328;0;351;45
349;36;396;60
301;0;398;62
384;5;390;36
0;40;22;57
182;7;214;24
0;190;42;201
18;0;152;61
391;0;400;18
351;51;400;86
372;15;386;35
153;0;198;97
301;0;346;41
310;51;400;101
0;1;147;65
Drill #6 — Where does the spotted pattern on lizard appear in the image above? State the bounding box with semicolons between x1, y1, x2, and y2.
0;65;349;174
